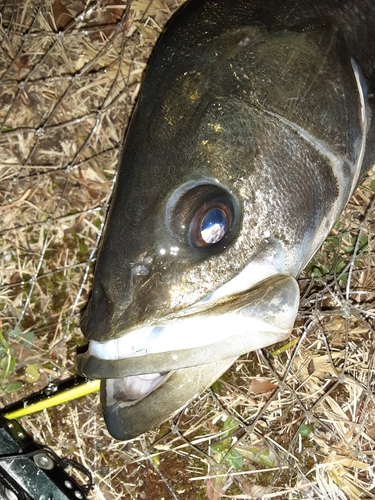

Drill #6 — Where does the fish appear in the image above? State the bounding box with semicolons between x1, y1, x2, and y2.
76;0;375;440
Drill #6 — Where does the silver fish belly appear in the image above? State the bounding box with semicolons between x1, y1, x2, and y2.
77;0;375;440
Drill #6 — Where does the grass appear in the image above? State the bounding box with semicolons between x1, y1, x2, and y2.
0;1;374;498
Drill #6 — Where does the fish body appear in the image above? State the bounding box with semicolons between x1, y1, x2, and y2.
77;0;375;440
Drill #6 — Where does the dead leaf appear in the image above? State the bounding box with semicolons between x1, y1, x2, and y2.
249;378;278;394
52;0;74;30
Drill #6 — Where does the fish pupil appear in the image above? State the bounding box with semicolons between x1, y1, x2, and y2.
200;208;227;244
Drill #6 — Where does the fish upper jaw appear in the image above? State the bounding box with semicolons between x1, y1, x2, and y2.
76;273;300;378
86;259;285;363
79;238;289;365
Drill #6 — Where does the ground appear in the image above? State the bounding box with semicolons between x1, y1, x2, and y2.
0;1;374;499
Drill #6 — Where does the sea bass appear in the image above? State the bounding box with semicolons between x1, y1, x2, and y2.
77;0;375;440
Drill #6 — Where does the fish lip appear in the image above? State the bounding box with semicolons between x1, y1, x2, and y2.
76;274;300;379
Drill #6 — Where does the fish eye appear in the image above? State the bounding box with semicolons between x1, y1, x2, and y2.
165;181;239;249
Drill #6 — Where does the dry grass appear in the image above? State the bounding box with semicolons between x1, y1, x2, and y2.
0;1;374;499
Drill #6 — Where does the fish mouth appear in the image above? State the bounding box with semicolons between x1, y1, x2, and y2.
77;274;299;440
77;274;299;378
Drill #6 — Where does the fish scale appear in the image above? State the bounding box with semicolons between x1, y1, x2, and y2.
77;0;375;440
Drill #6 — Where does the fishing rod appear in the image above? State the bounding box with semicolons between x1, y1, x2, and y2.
1;376;100;421
0;376;100;500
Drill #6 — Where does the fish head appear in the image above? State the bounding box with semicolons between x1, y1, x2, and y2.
79;93;312;360
77;17;366;439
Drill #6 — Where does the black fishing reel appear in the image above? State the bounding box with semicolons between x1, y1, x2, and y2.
0;414;92;500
